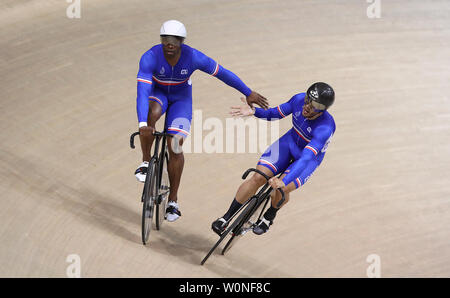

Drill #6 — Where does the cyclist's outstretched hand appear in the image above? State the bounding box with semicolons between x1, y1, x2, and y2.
230;97;256;117
246;91;269;109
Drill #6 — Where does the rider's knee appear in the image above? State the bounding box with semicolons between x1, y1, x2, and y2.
168;136;185;156
251;172;268;187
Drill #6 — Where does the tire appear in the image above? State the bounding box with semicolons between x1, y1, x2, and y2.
221;233;237;255
200;198;254;265
201;228;232;265
202;197;261;264
221;196;267;255
156;152;169;230
141;159;157;245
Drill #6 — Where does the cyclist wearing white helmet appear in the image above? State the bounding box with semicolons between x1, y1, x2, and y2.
135;20;269;222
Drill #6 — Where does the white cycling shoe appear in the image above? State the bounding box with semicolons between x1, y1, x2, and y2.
134;161;149;183
165;201;181;222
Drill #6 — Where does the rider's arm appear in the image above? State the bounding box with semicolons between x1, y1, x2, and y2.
282;125;333;186
193;49;252;97
136;51;156;127
253;96;295;120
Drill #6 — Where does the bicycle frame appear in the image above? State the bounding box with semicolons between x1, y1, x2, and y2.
201;168;285;265
131;130;171;196
222;168;285;228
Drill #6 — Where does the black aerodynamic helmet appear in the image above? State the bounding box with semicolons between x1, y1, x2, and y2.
306;82;335;110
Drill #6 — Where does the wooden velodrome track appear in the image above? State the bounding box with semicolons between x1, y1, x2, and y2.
1;0;449;277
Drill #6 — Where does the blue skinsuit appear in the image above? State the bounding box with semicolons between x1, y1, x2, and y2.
136;44;252;137
254;93;336;188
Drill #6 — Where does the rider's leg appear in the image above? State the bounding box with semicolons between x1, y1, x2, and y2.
252;174;296;235
235;165;274;204
211;165;274;234
212;132;292;234
135;97;167;182
164;135;186;222
220;165;274;222
163;97;192;221
167;135;185;203
264;173;296;220
219;132;292;221
164;97;192;203
140;100;162;162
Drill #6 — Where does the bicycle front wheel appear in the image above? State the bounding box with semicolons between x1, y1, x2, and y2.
141;159;157;245
156;152;169;230
222;194;269;255
220;204;255;255
201;198;255;265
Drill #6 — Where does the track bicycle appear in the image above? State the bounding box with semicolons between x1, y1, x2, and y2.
130;126;171;245
201;168;285;265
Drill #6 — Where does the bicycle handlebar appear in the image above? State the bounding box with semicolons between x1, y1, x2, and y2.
242;168;270;180
129;130;172;149
242;168;286;208
130;132;140;149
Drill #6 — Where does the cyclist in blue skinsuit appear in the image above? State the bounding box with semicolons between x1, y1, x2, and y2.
212;82;336;235
135;20;269;222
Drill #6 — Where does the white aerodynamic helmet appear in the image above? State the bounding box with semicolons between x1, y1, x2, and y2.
160;20;187;38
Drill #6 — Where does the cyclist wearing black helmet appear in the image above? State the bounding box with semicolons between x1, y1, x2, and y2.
212;82;336;235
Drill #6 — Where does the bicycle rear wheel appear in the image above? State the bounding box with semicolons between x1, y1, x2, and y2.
156;152;169;230
141;159;157;245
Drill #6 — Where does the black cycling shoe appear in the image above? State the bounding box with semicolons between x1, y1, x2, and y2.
211;218;228;236
252;218;273;235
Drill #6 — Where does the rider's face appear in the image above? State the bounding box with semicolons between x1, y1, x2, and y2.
161;35;183;57
302;95;324;119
